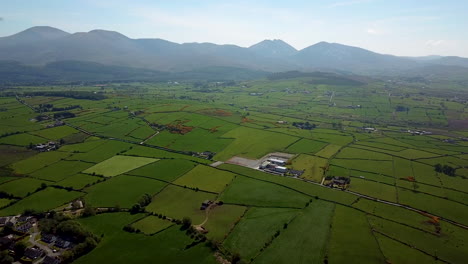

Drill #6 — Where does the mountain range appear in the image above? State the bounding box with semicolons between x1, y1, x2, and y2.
1;26;468;81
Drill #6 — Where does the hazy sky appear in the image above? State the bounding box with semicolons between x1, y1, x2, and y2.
2;0;468;57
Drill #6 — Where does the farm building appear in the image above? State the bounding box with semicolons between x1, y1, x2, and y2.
268;158;286;166
200;200;213;210
275;166;288;173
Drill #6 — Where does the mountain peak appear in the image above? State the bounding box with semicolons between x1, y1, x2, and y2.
249;39;297;58
4;26;69;43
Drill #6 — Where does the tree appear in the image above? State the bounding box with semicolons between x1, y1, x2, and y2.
231;253;241;264
181;217;192;230
82;205;96;217
13;242;27;257
130;204;141;214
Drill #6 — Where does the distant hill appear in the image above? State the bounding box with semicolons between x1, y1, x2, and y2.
0;60;268;84
0;26;467;80
249;39;298;58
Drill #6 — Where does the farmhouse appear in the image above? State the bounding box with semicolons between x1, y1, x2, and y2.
41;234;57;244
200;200;213;210
0;217;9;226
34;141;59;152
54;238;72;249
15;222;32;233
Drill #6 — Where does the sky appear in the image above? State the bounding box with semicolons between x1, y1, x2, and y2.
1;0;468;57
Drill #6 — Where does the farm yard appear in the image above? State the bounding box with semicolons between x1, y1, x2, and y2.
0;75;467;263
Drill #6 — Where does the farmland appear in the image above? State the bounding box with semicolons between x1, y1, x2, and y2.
0;75;467;263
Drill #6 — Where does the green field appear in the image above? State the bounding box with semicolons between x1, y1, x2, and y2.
220;176;309;208
224;207;299;260
146;185;217;224
0;76;467;263
0;187;82;216
327;205;385;263
173;165;235;193
85;175;167;208
253;200;335;264
128;159;196;182
290;154;327;182
131;215;174;235
83;155;158;177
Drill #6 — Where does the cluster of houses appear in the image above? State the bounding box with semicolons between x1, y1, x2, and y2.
324;176;351;189
0;215;62;263
362;127;377;133
347;104;362;109
33;141;59;152
406;129;432;135
46;120;65;128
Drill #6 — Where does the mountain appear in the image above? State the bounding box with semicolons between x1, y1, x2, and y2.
428;56;468;68
249;39;297;58
294;42;420;74
0;26;467;78
0;26;70;44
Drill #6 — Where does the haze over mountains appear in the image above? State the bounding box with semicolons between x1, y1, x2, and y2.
1;26;468;82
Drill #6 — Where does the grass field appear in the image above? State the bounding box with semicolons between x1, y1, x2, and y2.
0;178;48;197
57;173;101;189
202;204;246;240
30;125;78;140
77;213;216;264
9;151;70;174
215;127;298;161
31;160;93;181
85;175;167;208
131;215;174;235
128;159;196;182
327;205;385;264
0;145;36;167
224;207;299;260
290;154;327;182
0;187;82;216
219;176;309;208
315;144;342;158
286;139;327;154
83;155;158;177
173;165;235;193
146;185;217;223
253;200;335;264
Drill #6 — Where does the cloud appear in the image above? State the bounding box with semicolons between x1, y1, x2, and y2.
366;28;378;35
425;40;445;47
328;0;372;8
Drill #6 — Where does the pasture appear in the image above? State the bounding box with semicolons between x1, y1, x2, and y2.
83;155;158;177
